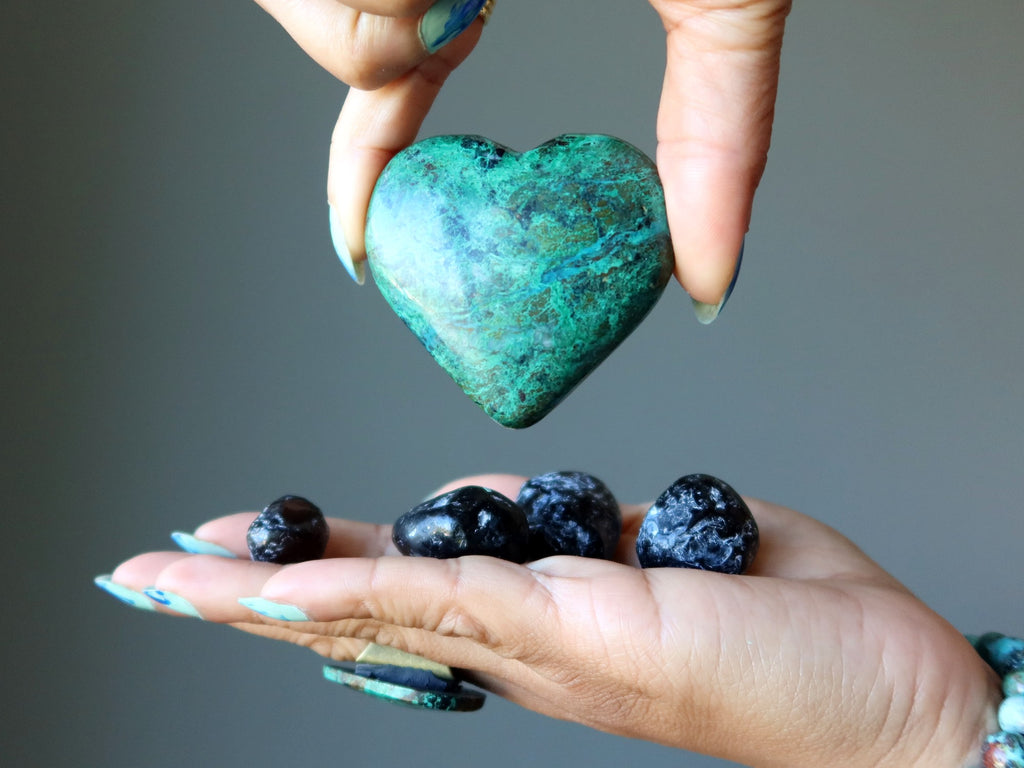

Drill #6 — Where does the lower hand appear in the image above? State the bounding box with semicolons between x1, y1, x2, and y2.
106;473;997;768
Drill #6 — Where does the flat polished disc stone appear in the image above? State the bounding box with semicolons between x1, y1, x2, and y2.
323;664;486;712
366;134;674;428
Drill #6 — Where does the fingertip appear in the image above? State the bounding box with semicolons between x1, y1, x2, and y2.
690;238;744;325
426;474;529;500
660;158;749;307
329;203;366;285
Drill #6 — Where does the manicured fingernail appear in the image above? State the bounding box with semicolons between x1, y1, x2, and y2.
94;575;157;611
143;588;203;618
329;204;365;285
419;0;487;54
170;531;237;558
692;239;744;325
238;597;310;622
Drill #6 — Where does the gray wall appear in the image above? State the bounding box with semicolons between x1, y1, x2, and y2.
4;1;1022;766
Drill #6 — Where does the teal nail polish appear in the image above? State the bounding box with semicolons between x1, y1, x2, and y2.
94;575;157;611
238;597;310;622
143;588;203;618
419;0;486;54
170;532;237;558
329;204;365;285
692;239;744;325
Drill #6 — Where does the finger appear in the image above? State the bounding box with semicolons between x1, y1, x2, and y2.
188;511;396;559
327;22;482;279
110;551;284;621
651;1;791;307
254;0;485;89
257;555;556;659
426;473;527;499
226;621;370;663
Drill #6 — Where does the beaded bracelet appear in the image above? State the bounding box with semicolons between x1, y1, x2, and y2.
967;633;1024;767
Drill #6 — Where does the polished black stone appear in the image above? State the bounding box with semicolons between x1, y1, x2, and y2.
246;495;329;564
516;471;621;559
392;486;529;563
636;475;759;574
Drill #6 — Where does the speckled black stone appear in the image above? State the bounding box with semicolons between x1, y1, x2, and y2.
392;486;529;563
516;471;621;559
246;495;329;564
636;475;758;574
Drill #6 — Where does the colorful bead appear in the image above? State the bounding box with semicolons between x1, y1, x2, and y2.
1000;696;1024;735
1006;671;1024;698
982;732;1024;768
977;634;1024;676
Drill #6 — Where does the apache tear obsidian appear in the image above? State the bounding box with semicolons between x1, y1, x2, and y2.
247;495;329;564
392;486;529;562
636;474;758;574
516;471;621;559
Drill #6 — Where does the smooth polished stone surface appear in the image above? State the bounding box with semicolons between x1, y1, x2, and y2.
246;495;328;564
516;470;621;559
392;486;529;562
1006;671;1024;698
1000;696;1024;734
323;664;486;712
977;634;1024;676
636;474;759;574
366;134;674;428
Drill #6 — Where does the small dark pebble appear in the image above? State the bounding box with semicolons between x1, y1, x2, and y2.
516;471;621;559
392;486;529;563
354;664;460;693
636;474;758;574
247;495;329;564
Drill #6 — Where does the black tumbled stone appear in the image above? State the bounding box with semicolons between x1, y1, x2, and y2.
247;495;329;564
516;471;621;559
392;486;529;563
636;474;758;574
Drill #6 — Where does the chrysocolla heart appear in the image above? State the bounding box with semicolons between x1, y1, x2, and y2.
365;134;674;428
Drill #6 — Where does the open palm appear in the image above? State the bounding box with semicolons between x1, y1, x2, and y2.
110;474;995;768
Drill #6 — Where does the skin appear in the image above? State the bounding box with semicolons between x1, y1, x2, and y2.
110;474;998;768
110;6;998;763
253;0;793;304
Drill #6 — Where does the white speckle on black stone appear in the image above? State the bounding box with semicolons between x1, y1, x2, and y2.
247;495;329;564
392;486;529;562
636;474;758;574
516;471;621;559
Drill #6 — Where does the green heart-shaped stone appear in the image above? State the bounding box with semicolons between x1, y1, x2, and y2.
366;134;674;428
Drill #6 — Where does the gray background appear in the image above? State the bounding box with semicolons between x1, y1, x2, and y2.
3;1;1022;766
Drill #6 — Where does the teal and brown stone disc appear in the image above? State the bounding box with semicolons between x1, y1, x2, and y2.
322;664;486;712
365;134;674;428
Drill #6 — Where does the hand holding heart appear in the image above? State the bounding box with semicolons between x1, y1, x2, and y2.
253;0;792;307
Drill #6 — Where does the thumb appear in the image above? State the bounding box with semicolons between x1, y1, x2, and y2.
652;0;791;319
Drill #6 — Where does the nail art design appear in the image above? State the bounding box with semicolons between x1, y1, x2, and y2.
419;0;487;54
329;204;365;285
692;239;744;325
94;575;157;611
143;588;203;618
170;532;237;558
238;597;310;622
